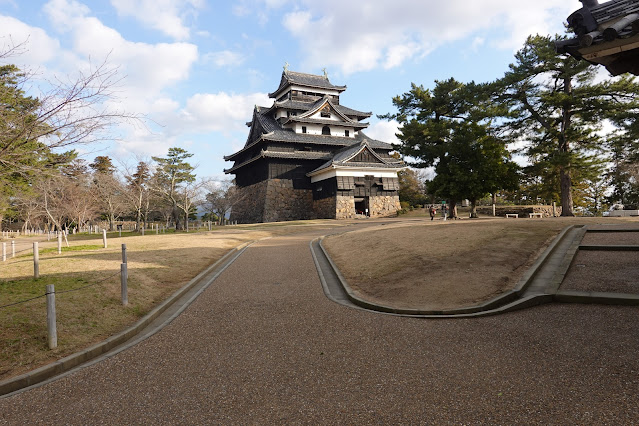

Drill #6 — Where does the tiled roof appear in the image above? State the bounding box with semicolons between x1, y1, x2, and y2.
269;70;347;98
335;104;372;119
272;100;372;119
224;149;332;173
308;141;404;176
559;0;639;75
263;129;393;150
283;116;369;129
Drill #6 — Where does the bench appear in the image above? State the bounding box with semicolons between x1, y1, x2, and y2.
528;213;543;218
505;214;518;219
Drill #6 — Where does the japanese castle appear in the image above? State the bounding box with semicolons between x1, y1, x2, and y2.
224;67;404;223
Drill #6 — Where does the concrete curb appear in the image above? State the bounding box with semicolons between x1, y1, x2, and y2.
314;226;578;318
579;245;639;251
0;241;253;397
513;225;580;295
555;290;639;305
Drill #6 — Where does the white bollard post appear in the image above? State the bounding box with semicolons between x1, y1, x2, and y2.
121;263;128;306
2;242;6;262
103;229;107;249
33;242;40;279
141;227;145;236
492;203;496;217
46;284;57;349
11;240;15;258
57;232;62;254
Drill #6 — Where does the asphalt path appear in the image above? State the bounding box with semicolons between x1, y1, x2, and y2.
2;224;639;424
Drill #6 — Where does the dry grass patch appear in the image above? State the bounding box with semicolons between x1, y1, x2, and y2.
323;217;638;310
0;229;276;380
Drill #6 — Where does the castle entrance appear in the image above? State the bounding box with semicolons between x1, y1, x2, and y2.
354;197;369;216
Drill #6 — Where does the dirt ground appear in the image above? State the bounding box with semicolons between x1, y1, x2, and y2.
323;216;639;310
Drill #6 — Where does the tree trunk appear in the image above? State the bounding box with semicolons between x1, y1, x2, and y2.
448;200;458;219
469;198;478;218
560;167;574;216
173;204;182;230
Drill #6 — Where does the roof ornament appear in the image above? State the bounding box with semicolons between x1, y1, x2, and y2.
283;62;289;73
322;68;328;79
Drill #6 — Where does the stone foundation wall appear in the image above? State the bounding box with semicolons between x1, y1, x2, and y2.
335;196;355;219
370;195;401;217
231;180;400;223
313;196;337;219
263;179;314;222
230;181;268;223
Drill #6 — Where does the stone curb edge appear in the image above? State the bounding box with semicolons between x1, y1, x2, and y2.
0;241;253;397
314;225;578;318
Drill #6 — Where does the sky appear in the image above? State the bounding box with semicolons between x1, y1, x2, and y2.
0;0;584;181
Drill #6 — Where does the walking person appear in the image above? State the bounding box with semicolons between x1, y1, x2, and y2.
429;205;436;221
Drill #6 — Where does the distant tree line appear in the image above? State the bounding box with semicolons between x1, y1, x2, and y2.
388;34;639;218
0;46;241;232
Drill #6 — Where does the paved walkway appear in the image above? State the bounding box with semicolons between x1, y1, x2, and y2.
2;221;639;423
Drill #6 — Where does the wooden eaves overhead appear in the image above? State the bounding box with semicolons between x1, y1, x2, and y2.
557;0;639;75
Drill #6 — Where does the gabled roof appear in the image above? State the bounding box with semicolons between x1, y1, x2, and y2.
268;70;347;98
299;97;353;121
559;0;639;75
281;96;369;129
271;99;372;119
307;140;404;176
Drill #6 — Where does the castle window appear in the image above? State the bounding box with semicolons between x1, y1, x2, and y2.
345;130;350;137
302;126;307;133
322;126;331;135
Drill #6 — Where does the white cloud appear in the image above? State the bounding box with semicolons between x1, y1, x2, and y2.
109;0;205;41
0;15;61;67
42;0;198;98
276;0;582;75
179;92;271;134
204;50;246;68
365;120;400;145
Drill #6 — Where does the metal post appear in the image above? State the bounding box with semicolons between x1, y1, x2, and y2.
552;202;557;217
57;232;62;254
121;263;128;306
103;229;107;249
122;243;127;264
33;242;39;279
46;284;57;349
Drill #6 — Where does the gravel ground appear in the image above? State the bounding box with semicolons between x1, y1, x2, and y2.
2;224;639;424
581;231;639;245
562;230;639;294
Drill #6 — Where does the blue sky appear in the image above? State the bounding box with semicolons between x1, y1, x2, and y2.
1;0;583;181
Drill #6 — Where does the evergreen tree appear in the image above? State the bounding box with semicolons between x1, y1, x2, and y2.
152;148;196;230
382;78;518;218
496;34;639;216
